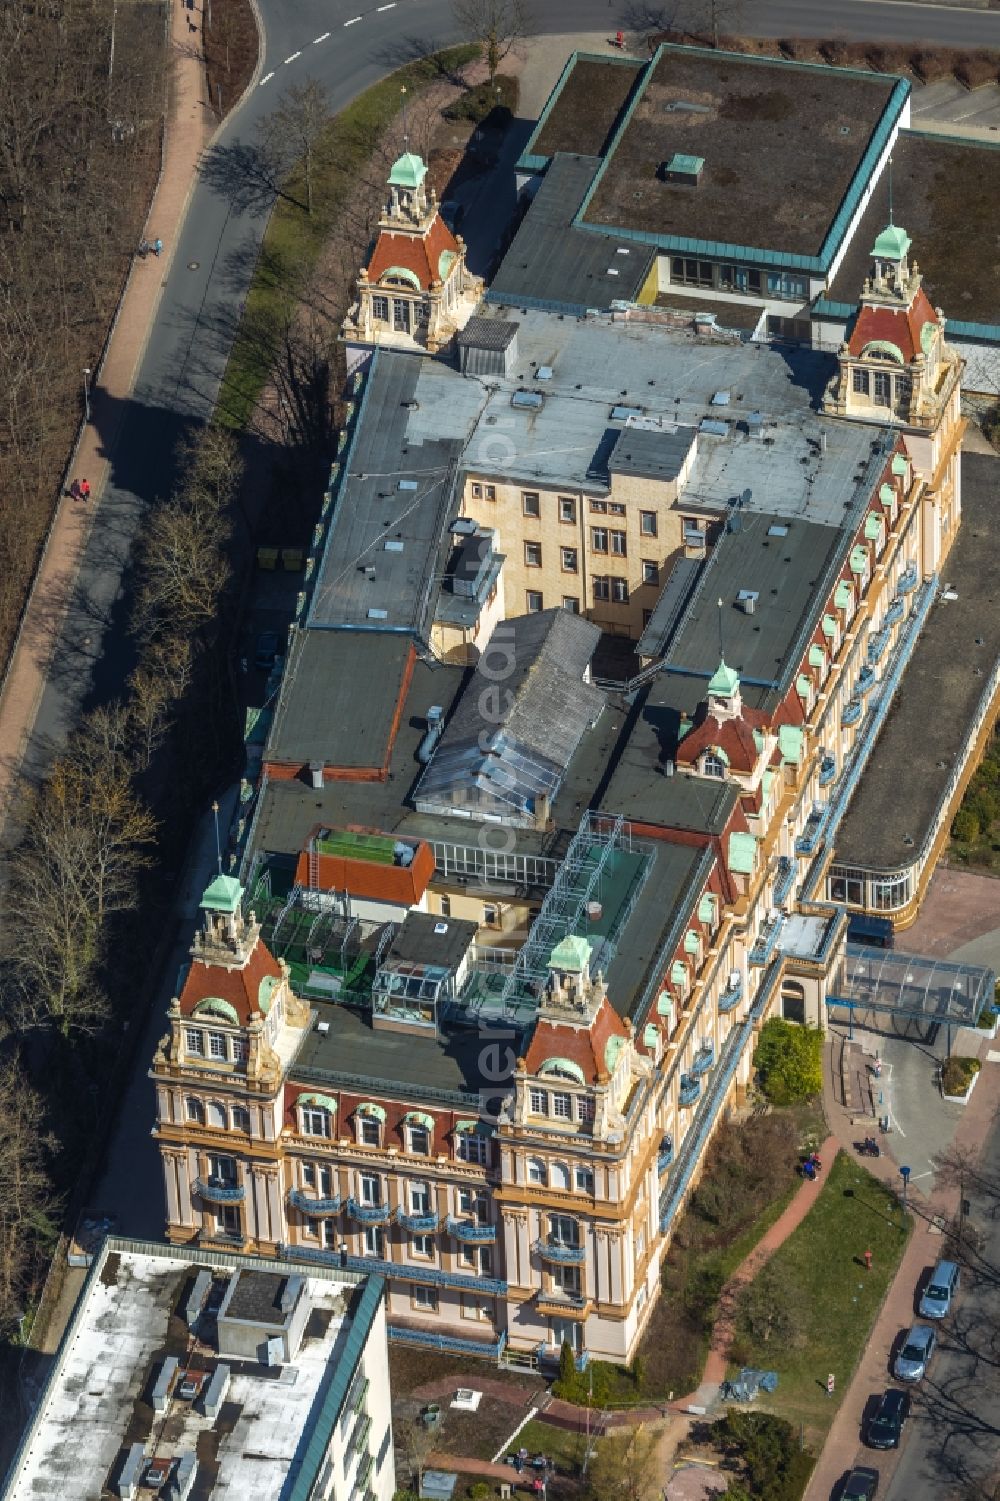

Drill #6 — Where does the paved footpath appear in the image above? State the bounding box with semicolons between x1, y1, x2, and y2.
0;0;216;826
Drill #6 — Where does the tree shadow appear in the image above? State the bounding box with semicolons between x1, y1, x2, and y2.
198;138;305;217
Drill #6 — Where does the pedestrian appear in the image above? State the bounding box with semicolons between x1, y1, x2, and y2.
153;238;163;257
69;479;83;502
873;1055;882;1079
826;1372;835;1398
863;1248;873;1272
79;478;91;502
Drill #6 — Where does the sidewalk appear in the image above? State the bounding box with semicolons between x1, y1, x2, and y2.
0;0;216;828
804;1030;1000;1501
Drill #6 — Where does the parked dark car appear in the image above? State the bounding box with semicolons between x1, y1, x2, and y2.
842;1466;880;1501
866;1388;911;1450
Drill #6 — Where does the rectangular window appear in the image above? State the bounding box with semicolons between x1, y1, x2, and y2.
439;895;451;917
208;1153;237;1186
552;1262;581;1294
529;1088;548;1115
608;502;626;517
682;518;705;547
408;1126;430;1156
360;1173;381;1207
873;371;892;403
372;294;389;322
610;530;627;557
301;1107;330;1137
392;299;409;332
363;1227;383;1256
575;1167;595;1194
361;1117;380;1147
303;1163;316;1188
561;547;578;573
484;484;496;500
549;1214;578;1247
577;1096;595;1123
411;1234;433;1257
527;1158;546;1185
593;576;610;602
458;1133;488;1165
413;1284;437;1311
611;577;629;604
319;1166;333;1197
459;1189;489;1220
642;560;659;585
462;1293;491;1321
208;1032;227;1060
552;1093;572;1119
640;511;657;537
589;499;608;514
483;903;499;927
852;368;869;395
231;1036;249;1063
522;492;540;518
526;590;543;613
591;527;609;553
322;1219;337;1249
524;541;542;567
185;1028;204;1056
559;497;576;523
471;482;483;499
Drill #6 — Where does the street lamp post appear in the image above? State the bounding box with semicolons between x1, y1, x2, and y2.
83;367;92;423
900;1164;911;1213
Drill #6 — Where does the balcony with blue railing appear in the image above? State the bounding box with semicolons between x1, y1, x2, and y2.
446;1217;497;1244
689;1043;715;1078
396;1208;440;1234
898;562;918;593
288;1187;341;1217
773;855;796;907
345;1197;391;1225
718;974;743;1013
658;1139;674;1175
885;596;905;626
818;755;837;787
534;1238;585;1265
388;1324;507;1360
795;803;830;857
868;626;890;663
195;1177;245;1205
749;912;784;966
678;1074;701;1108
856;665;876;696
841;697;862;728
346;1412;372;1465
282;1241;508;1296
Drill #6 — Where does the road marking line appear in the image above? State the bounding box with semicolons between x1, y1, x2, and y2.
313;32;330;43
260;71;275;85
344;14;361;23
284;51;301;64
377;2;396;9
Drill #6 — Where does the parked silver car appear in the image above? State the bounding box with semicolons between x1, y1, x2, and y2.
919;1259;960;1319
894;1323;937;1382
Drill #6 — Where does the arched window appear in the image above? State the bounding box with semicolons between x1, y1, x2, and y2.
231;1105;251;1134
207;1101;227;1129
301;1105;333;1138
185;1097;204;1124
527;1156;547;1187
703;753;726;779
551;1161;571;1192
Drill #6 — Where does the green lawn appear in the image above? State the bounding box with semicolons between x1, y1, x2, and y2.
732;1149;912;1444
515;1418;590;1477
219;45;479;431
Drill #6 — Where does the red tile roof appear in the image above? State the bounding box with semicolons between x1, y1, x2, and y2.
847;286;938;364
294;837;434;906
178;942;283;1024
676;709;765;774
523;995;630;1084
366;215;462;292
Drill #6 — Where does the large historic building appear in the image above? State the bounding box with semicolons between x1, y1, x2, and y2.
150;42;999;1370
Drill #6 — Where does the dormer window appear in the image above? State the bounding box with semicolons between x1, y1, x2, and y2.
703;752;726;779
529;1088;548;1115
299;1092;337;1138
356;1102;386;1146
404;1112;434;1155
185;1028;204;1056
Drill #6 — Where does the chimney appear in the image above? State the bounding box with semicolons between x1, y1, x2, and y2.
309;762;325;790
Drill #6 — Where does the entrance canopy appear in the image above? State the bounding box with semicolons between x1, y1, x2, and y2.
828;944;995;1028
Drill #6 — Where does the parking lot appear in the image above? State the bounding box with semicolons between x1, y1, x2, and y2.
910;79;1000;139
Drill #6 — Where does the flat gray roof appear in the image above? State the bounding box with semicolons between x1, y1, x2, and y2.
834;452;1000;872
266;632;413;770
599;694;740;833
488;152;655;313
457;308;882;523
661;508;849;710
609;424;697;482
309;352;463;636
605;839;708;1018
386;911;478;971
295;998;517;1101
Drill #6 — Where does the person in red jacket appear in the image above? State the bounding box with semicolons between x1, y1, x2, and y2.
79;478;91;502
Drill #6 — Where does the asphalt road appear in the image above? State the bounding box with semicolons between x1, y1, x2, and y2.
886;1105;1000;1501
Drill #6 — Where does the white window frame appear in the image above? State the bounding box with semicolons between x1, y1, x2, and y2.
529;1088;548;1115
301;1106;332;1138
185;1028;204;1056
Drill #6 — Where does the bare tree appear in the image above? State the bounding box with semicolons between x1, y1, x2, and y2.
452;0;532;87
397;1418;440;1496
260;80;332;218
587;1423;661;1501
0;1060;59;1333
